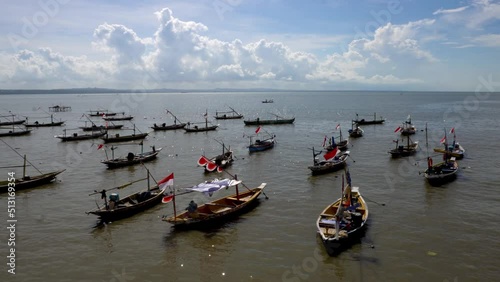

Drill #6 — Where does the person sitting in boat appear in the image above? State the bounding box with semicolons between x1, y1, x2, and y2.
186;200;198;217
162;123;166;127
154;123;157;127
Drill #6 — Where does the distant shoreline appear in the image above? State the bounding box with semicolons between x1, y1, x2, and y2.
0;88;486;95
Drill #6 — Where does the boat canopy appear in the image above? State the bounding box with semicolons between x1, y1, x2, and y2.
187;179;242;196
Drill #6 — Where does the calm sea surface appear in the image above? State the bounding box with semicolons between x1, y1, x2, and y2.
0;91;499;282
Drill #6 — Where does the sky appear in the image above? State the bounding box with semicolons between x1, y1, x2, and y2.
0;0;499;91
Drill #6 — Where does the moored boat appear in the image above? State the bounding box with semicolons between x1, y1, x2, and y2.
308;147;349;175
214;106;243;120
316;171;368;256
151;110;186;130
101;146;162;169
353;113;385;125
162;178;267;229
56;129;107;141
244;114;295;125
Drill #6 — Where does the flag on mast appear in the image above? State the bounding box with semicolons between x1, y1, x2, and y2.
255;126;261;134
158;173;174;190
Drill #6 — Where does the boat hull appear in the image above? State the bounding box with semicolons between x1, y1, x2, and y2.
0;130;31;137
101;133;148;143
424;161;459;186
244;118;295;125
102;150;161;169
88;187;165;222
163;186;265;229
151;123;186;130
25;121;65;127
56;131;107;141
81;125;123;131
248;139;275;152
184;125;218;132
0;170;65;193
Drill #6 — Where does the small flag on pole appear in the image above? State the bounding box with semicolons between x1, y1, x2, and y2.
255;126;261;134
394;126;402;133
158;173;174;190
449;127;455;134
336;124;340;130
97;144;104;150
440;136;446;144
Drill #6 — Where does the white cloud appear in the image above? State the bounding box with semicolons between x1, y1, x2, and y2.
471;33;500;47
1;7;438;90
433;6;469;15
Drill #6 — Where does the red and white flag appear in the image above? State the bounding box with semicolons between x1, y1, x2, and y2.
449;127;455;134
394;126;402;133
97;144;104;150
197;156;209;166
255;126;261;134
158;173;174;190
440;136;446;144
161;195;174;204
323;147;338;161
336;124;340;130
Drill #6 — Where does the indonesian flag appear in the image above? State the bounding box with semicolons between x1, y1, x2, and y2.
322;135;327;147
97;144;104;150
394;126;402;133
161;194;174;204
255;126;261;134
158;173;174;190
323;147;338;161
440;136;446;144
449;127;455;134
102;113;106;118
336;124;340;130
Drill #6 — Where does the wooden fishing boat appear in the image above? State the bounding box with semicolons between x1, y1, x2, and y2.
244;114;295;125
0;129;31;137
400;115;416;136
101;132;148;143
424;156;459;186
49;105;71;112
353;113;385;125
56;129;107;142
317;172;368;256
184;111;218;132
214;106;243;120
249;136;275;152
0;151;65;193
348;123;363;138
262;99;274;103
80;124;124;131
101;147;162;169
162;179;267;229
86;170;167;222
388;137;419;158
308;149;350;175
151;110;186;130
198;142;234;172
103;115;134;121
433;128;465;159
0;114;26;126
325;127;349;151
423;125;459;186
25;115;65;127
88;110;120;117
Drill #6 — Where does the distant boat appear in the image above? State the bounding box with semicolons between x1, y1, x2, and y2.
184;110;218;132
198;142;234;173
25;115;65;127
353;113;385;125
308;147;349;176
262;99;274;103
88;110;121;117
348;123;363;138
101;131;148;143
80;124;124;131
400;115;416;136
103;115;133;121
49;105;71;112
248;136;275;152
0;114;25;126
388;132;419;158
214;106;243;120
0;129;31;137
316;170;368;256
433;128;465;159
101;145;161;169
244;114;295;125
151;110;186;130
0;149;65;193
55;129;107;142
